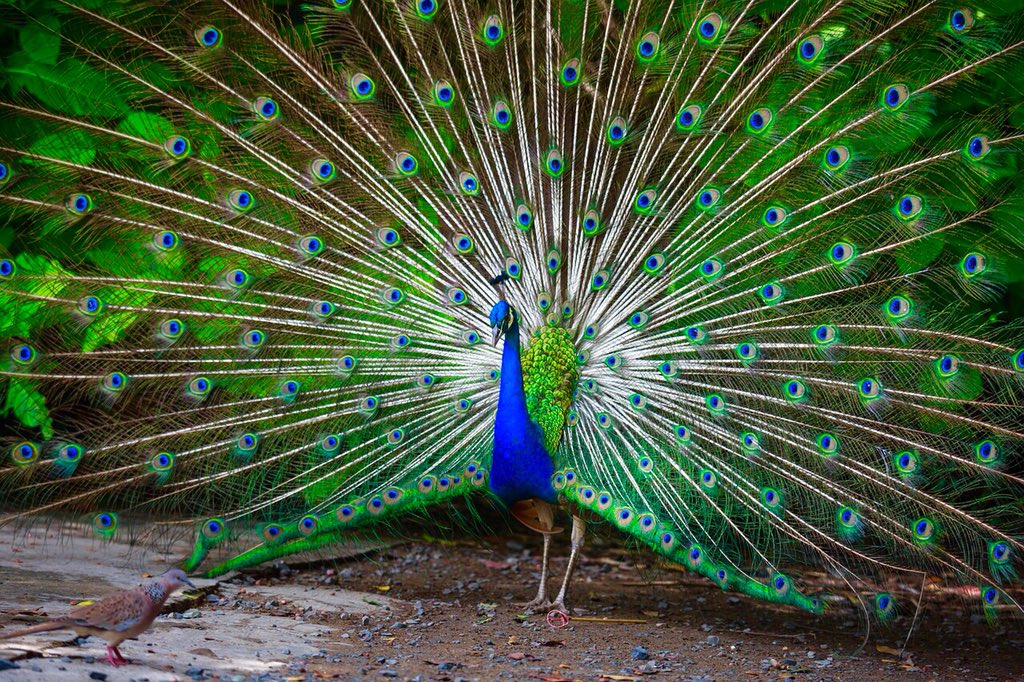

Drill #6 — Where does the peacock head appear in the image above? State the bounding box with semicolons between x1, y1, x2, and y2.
489;300;519;345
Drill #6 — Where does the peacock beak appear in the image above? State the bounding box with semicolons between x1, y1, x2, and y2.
491;325;503;346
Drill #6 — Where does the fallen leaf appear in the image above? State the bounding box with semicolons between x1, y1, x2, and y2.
875;645;902;656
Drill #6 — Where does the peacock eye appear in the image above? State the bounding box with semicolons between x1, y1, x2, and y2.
813;324;838;345
676;104;702;131
700;257;724;279
591;268;610;291
762;205;788;228
310;159;336;182
381;287;405;305
857;376;882;400
823;145;850;170
634;188;657;214
817;433;840;456
164;135;191;159
636;31;660;61
227;189;254;212
536;291;551;311
242;329;265;349
544;148;564;177
965;134;990;160
696;12;723;42
504;257;521;278
0;258;14;278
433;79;454;105
491;100;512;129
350;73;376;99
225;268;250;289
196;25;222;47
882;84;909;111
642;252;666;275
416;0;437;20
482;14;504;45
395;152;419;176
935;354;961;378
798;35;824;64
783;379;807;401
446;287;468;305
253;97;279;120
885;295;913;321
545;247;562;274
960;252;986;278
696;187;721;210
66;193;93;215
759;282;784;304
514;201;533;229
628;311;649;329
606;117;628;145
154;230;179;251
735;341;759;363
299;235;325;257
11;343;37;365
561;59;581;86
747;107;774;133
949;8;974;33
896;194;924;220
829;241;856;266
581;209;603;236
458;172;479;195
77;295;103;316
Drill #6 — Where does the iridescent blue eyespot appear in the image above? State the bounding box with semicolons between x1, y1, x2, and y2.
561;59;581;86
949;9;974;33
164;135;191;159
965;135;990;160
254;97;279;120
11;343;36;365
747;108;773;133
154;230;179;251
676;104;702;131
697;13;723;42
416;0;437;20
482;15;503;44
67;193;93;215
882;84;909;111
196;26;221;47
0;259;14;278
636;32;659;61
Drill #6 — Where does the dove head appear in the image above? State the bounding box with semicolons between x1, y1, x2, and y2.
160;568;196;590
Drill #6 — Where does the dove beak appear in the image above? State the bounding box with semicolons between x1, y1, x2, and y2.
182;577;197;589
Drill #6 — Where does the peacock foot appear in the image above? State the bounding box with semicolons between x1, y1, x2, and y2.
545;599;568;615
520;596;551;614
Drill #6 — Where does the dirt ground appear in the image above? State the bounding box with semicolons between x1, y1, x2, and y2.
2;525;1023;682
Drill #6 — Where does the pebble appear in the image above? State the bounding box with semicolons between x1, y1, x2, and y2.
180;608;202;619
631;646;651;660
706;635;720;646
88;673;108;681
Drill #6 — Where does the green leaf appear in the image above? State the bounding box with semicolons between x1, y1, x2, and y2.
19;15;61;66
3;378;54;439
9;58;127;117
25;128;96;166
118;112;174;143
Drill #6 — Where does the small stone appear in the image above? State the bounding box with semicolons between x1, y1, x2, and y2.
706;635;720;646
89;673;108;682
181;608;201;619
631;646;651;660
379;670;398;678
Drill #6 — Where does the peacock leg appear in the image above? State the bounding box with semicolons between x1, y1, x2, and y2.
521;532;551;613
548;515;586;614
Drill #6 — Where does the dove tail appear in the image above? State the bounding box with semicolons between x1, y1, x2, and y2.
0;621;67;640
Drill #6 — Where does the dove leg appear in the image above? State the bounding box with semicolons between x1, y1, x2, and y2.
548;515;586;614
521;532;551;612
104;645;128;666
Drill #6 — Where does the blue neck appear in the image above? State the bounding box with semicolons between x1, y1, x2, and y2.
489;320;556;504
496;323;529;427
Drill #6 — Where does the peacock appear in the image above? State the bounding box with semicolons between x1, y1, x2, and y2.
1;0;1023;626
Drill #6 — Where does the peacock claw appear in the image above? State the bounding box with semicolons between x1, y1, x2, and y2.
520;597;550;614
